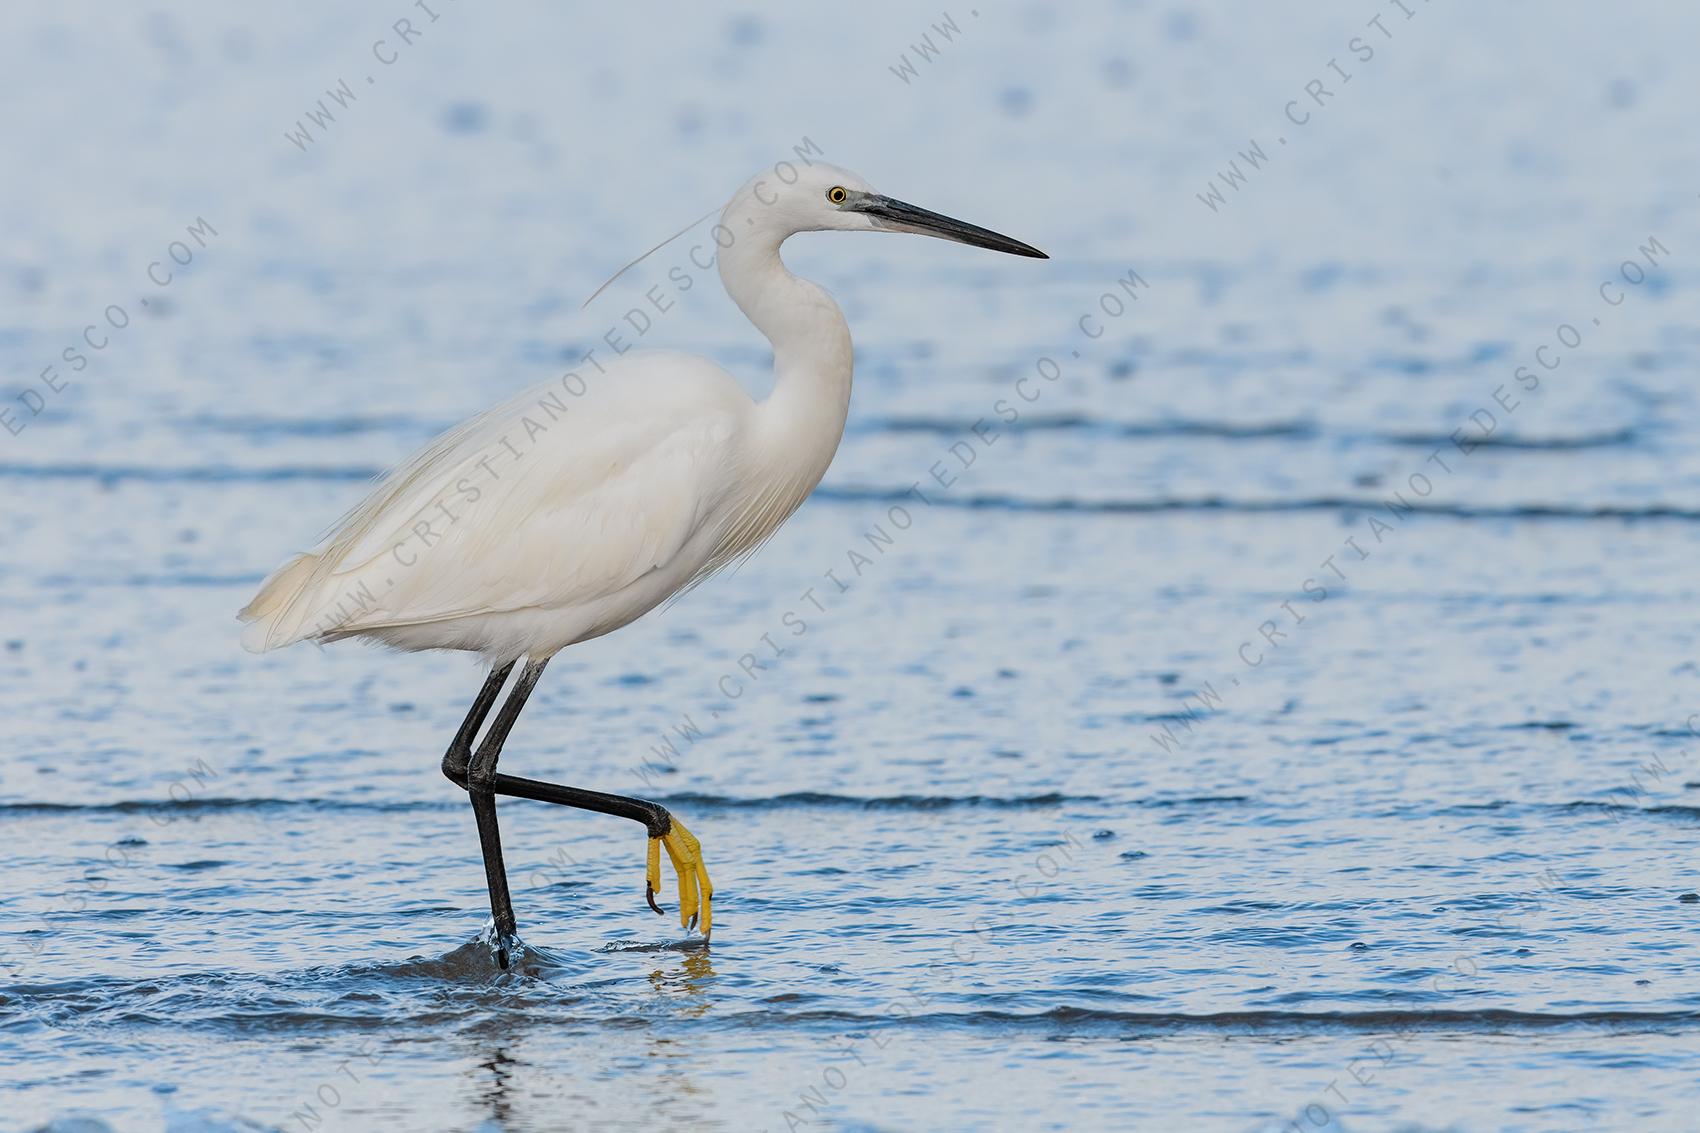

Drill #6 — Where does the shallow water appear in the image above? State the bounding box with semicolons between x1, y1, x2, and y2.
4;2;1700;1130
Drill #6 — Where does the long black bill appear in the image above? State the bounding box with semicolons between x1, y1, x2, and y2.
859;194;1048;259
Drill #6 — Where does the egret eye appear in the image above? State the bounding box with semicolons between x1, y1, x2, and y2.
827;186;847;205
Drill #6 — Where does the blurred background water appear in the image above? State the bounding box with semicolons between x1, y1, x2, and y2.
3;2;1699;1130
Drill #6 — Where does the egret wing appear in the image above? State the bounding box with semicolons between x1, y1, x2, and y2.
242;365;746;649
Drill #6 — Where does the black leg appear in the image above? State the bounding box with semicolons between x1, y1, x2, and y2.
439;657;713;952
442;660;516;785
466;659;549;967
482;772;713;932
487;775;671;839
438;658;543;969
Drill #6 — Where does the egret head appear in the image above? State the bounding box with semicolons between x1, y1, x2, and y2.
584;162;1046;310
730;162;1047;259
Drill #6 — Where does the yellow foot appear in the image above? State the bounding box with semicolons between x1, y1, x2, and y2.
646;814;714;937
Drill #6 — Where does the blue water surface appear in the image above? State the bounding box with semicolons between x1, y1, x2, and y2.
3;2;1700;1130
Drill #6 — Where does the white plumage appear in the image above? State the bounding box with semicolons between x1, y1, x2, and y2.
243;353;788;658
240;162;1044;663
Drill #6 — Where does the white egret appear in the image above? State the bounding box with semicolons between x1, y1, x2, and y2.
239;162;1045;966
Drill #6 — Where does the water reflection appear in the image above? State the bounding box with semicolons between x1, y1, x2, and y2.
648;949;718;1016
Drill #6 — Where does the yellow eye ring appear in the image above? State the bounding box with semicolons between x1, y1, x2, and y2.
827;186;847;204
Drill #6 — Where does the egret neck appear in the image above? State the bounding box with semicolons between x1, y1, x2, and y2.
717;190;855;493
